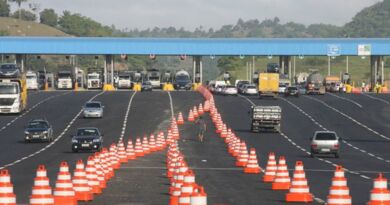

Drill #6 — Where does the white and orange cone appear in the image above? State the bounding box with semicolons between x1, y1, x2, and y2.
177;112;184;125
190;185;207;205
244;148;261;174
193;106;199;118
367;173;390;205
263;152;277;182
94;153;107;189
198;103;204;115
272;156;290;190
327;165;352;205
72;160;93;201
53;162;77;205
0;169;16;205
30;165;54;205
188;110;195;122
142;136;151;154
134;138;145;157
285;161;313;203
85;156;101;195
235;142;248;167
117;140;128;163
126;140;136;160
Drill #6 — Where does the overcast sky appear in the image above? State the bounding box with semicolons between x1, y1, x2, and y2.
14;0;381;30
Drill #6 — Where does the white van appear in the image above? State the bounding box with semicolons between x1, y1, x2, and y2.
26;71;38;90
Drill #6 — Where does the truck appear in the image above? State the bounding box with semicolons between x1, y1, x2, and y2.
306;72;325;95
26;71;38;90
56;71;73;90
174;70;191;90
0;76;27;114
258;73;279;98
250;106;281;133
87;68;103;89
324;76;341;92
147;69;161;89
117;72;132;89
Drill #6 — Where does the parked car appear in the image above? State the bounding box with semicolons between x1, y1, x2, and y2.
82;101;104;118
284;86;299;97
141;81;153;91
223;85;238;96
24;119;53;142
242;84;258;95
71;127;103;152
310;131;340;158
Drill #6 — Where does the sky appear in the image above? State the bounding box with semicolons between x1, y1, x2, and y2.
12;0;382;31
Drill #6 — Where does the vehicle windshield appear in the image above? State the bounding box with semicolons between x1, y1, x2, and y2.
119;76;130;80
149;76;160;80
0;84;18;94
226;85;236;88
279;84;286;88
85;102;101;108
143;82;151;85
288;87;298;91
315;132;337;140
0;64;17;71
247;85;256;89
58;73;71;79
28;121;48;129
176;75;190;81
88;75;99;79
26;75;37;79
77;129;99;136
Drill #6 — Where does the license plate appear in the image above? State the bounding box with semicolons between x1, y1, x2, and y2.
321;148;330;152
81;144;90;147
33;135;40;138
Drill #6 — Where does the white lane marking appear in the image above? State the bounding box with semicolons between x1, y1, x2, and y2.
304;95;390;141
362;93;390;105
281;97;390;164
326;93;363;108
238;94;256;106
167;92;175;118
119;92;137;140
0;92;70;133
0;91;105;169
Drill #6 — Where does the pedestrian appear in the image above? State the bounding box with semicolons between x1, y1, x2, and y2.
195;116;207;142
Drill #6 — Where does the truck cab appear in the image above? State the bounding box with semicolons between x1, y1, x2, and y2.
87;72;102;89
117;73;132;89
56;71;73;90
26;71;38;90
250;106;281;133
0;78;27;114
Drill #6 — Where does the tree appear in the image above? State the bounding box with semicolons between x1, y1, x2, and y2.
58;11;112;36
0;0;10;17
40;8;58;26
9;0;27;19
11;9;36;21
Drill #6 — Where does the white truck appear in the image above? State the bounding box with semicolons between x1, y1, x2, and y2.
87;72;102;89
117;73;132;89
147;69;161;89
0;78;27;114
56;71;73;90
250;106;281;133
26;71;38;90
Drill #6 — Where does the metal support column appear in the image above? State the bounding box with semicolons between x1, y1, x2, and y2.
293;56;296;83
328;56;331;76
103;56;107;84
346;56;349;73
192;56;196;84
381;57;384;85
370;56;381;88
111;55;114;85
199;57;203;83
105;55;113;84
15;54;24;72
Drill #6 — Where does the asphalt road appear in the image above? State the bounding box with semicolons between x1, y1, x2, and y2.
0;90;388;204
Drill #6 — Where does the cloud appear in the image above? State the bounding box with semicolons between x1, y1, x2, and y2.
13;0;382;30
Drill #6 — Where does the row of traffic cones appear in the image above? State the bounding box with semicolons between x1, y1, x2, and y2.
187;103;205;122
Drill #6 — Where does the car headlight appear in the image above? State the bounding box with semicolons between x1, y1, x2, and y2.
24;131;29;135
93;139;101;143
72;139;78;143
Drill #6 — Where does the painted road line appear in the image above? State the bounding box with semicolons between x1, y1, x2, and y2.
362;93;390;105
119;92;137;140
326;93;363;108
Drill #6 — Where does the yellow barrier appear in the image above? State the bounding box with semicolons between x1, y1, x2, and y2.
163;83;175;91
133;83;141;91
103;84;115;91
345;84;352;93
44;82;49;91
192;83;202;91
74;82;78;91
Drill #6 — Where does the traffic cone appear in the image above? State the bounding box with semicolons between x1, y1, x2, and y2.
0;169;16;205
220;124;227;138
72;160;93;201
149;134;157;152
286;161;313;202
30;165;54;205
179;171;195;205
193;106;199;118
177;112;184;125
126;140;136;160
85;156;101;195
100;148;114;180
134;138;144;157
204;101;210;112
53;162;77;205
235;142;248;167
190;185;207;205
117;140;128;163
367;173;390;205
327;165;352;205
142;136;151;154
263;152;277;182
170;182;182;205
198;103;204;115
109;144;121;170
244;148;261;174
94;153;107;189
272;156;290;190
188;110;194;122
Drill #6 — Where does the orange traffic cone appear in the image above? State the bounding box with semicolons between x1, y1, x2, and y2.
72;160;93;201
30;165;54;205
263;152;277;182
235;142;248;167
149;134;157;152
286;161;313;202
272;156;290;190
126;140;136;160
204;100;210;112
177;112;184;125
53;162;77;205
117;140;128;163
327;165;352;205
244;148;261;174
0;169;16;205
100;148;114;180
109;144;120;170
198;103;204;115
134;138;144;157
367;173;390;205
193;106;199;118
93;153;106;189
178;171;195;205
142;136;151;154
188;110;195;122
85;156;101;195
190;185;207;205
220;124;227;138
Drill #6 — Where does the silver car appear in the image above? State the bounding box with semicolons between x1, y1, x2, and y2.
83;101;104;118
310;131;340;158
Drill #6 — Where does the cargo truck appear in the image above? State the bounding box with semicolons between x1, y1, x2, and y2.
306;72;325;95
117;73;132;89
258;73;279;98
250;106;281;133
87;72;102;89
56;71;73;90
324;76;341;92
0;76;27;114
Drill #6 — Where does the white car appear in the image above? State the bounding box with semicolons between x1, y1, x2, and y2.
243;84;258;95
223;85;238;95
278;84;287;94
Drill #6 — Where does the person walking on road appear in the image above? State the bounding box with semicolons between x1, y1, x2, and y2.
195;116;207;142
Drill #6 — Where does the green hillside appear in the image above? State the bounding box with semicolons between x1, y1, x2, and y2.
0;17;67;36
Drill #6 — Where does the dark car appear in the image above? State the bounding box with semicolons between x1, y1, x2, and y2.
285;86;299;97
0;64;21;78
141;81;153;91
71;127;103;152
236;80;250;93
24;119;53;142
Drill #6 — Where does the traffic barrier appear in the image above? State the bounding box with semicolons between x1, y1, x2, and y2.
0;169;16;205
235;142;248;167
285;161;313;203
93;153;107;189
103;84;115;91
263;152;277;182
244;148;261;174
117;140;128;163
367;173;390;205
53;162;77;205
272;156;290;190
142;136;151;154
188;110;195;122
190;185;207;205
327;165;352;205
126;140;136;160
30;165;54;205
177;112;184;125
134;138;145;157
85;156;101;195
72;160;93;202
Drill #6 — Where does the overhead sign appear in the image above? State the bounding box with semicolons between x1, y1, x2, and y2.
327;44;341;56
358;44;371;56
